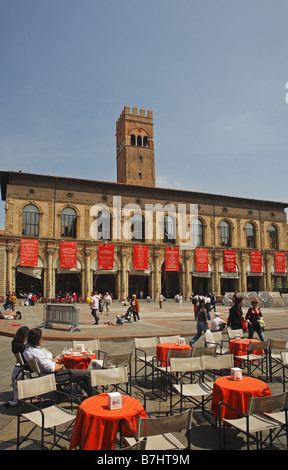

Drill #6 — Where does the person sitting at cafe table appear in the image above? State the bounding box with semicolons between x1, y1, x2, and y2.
23;328;93;396
210;312;227;332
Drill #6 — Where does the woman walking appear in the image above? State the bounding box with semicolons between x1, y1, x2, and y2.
190;298;209;345
227;295;247;332
245;297;265;341
131;294;140;322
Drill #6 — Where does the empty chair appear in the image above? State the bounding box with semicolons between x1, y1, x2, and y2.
119;439;147;450
134;337;158;386
232;341;269;380
123;409;193;450
268;339;288;382
219;392;288;450
191;346;217;357
281;351;288;392
17;374;78;450
227;329;244;340
205;331;229;355
169;357;213;414
158;336;183;344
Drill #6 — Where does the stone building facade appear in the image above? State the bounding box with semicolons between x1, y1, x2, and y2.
0;106;287;300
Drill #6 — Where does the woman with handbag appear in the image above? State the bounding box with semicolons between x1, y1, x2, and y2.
227;295;247;332
245;297;265;341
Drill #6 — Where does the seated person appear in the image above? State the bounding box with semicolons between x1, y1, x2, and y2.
0;310;21;320
210;312;227;332
23;328;92;397
116;314;124;326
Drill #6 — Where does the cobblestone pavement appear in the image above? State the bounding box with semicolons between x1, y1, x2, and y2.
0;300;288;451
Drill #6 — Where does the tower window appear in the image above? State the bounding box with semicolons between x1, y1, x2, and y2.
143;136;148;147
138;172;142;179
139;155;142;162
137;135;142;146
131;134;136;146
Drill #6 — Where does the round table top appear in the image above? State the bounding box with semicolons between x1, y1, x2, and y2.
214;375;269;393
157;342;191;350
78;393;145;420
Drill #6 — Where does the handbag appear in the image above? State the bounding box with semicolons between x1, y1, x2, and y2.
257;318;266;328
237;308;247;331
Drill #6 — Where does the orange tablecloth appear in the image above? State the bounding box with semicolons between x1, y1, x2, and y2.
156;342;191;366
59;352;97;370
229;339;263;366
211;376;271;420
69;394;147;450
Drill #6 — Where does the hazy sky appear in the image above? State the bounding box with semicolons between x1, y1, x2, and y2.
1;0;288;229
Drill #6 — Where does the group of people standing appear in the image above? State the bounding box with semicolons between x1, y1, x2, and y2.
191;293;265;345
89;292;113;324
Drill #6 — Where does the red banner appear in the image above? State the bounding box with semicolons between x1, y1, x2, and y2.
20;239;38;267
275;252;286;273
165;247;179;271
250;251;262;273
195;248;209;272
223;250;236;272
133;245;148;270
60;241;77;268
98;244;114;270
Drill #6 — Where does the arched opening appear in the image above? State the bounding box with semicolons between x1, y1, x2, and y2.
97;210;111;240
192;218;203;246
269;225;278;249
137;135;142;147
163;215;176;243
220;220;230;247
246;222;256;248
22;204;40;236
61;207;77;239
131;134;136;146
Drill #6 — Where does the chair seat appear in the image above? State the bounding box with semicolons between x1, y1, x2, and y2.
223;414;283;434
138;355;154;364
173;382;214;397
125;432;186;450
21;405;76;429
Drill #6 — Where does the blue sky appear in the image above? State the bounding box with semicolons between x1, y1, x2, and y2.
1;0;288;229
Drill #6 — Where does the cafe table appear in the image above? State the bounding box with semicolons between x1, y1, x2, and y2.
69;393;147;450
156;342;191;366
211;375;271;420
229;338;263;367
59;351;97;370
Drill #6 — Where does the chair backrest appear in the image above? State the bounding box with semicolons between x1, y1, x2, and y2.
166;348;192;361
136;409;193;439
191;346;216;357
134;337;158;349
15;353;24;366
169;357;202;374
26;359;41;374
158;336;182;344
269;339;288;351
247;392;287;416
90;366;128;387
103;352;133;369
247;340;268;352
72;340;100;352
281;351;288;366
227;329;243;339
205;330;223;344
17;374;56;400
201;354;234;371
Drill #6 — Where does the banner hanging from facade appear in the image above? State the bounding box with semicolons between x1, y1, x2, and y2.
250;251;262;273
165;247;179;271
98;243;114;270
223;249;237;272
60;241;77;269
20;239;39;267
275;252;286;273
195;248;209;272
133;245;148;270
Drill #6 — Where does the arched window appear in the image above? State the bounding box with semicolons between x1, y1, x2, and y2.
22;204;39;236
192;218;203;246
220;220;230;247
143;136;148;147
97;210;111;240
246;222;255;248
131;134;136;146
61;208;77;238
164;215;176;243
131;212;145;242
137;135;142;147
269;225;278;249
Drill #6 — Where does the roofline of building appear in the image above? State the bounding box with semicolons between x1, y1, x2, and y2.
0;170;287;211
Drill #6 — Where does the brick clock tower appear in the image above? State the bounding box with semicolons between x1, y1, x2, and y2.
116;106;155;187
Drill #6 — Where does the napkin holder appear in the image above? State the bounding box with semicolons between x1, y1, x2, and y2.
231;367;242;381
177;337;186;346
108;392;122;410
76;343;85;353
235;334;241;341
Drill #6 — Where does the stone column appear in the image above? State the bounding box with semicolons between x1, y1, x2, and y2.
121;248;129;300
154;251;161;301
184;251;192;300
85;249;92;297
47;248;55;298
6;245;14;293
